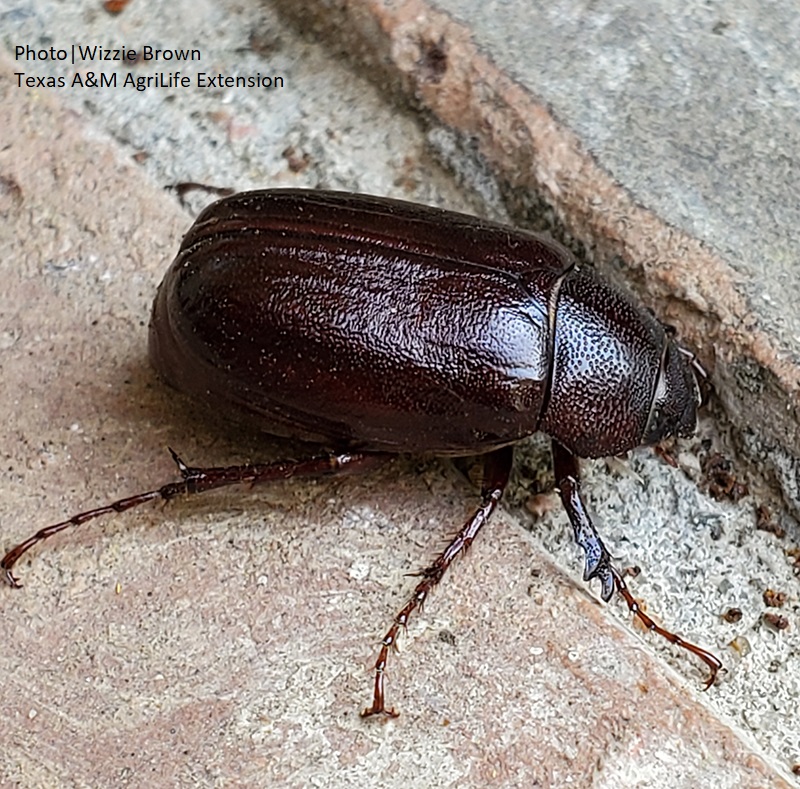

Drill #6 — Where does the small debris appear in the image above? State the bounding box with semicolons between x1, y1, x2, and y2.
755;504;786;538
701;452;749;502
762;612;790;631
762;589;787;608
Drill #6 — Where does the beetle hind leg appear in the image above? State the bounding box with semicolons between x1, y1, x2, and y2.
1;448;388;586
361;445;514;718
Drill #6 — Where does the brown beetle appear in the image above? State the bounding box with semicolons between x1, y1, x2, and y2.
2;190;720;716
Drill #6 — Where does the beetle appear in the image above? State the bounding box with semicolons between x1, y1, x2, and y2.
2;189;721;716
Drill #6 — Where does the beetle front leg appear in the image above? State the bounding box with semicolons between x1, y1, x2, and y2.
551;440;615;601
361;445;514;718
550;440;722;686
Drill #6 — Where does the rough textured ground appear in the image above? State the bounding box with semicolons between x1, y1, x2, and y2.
1;1;798;786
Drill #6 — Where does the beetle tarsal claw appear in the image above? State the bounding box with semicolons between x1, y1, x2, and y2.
2;567;21;589
580;547;615;601
167;447;193;478
598;566;615;602
360;704;399;719
581;553;615;602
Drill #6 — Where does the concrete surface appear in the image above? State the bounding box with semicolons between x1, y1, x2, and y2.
1;0;799;787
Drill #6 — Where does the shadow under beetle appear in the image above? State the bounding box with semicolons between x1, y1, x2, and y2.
2;189;721;716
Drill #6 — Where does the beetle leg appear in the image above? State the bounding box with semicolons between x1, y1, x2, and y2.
361;445;514;718
610;565;722;688
1;448;387;587
551;441;615;601
550;441;722;686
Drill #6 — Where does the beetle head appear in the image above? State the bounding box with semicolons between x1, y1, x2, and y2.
641;340;702;445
